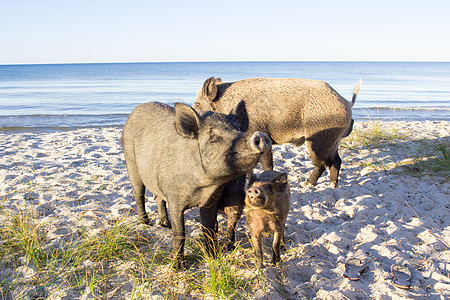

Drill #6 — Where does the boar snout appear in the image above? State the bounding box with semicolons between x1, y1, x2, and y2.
250;132;271;153
246;186;266;207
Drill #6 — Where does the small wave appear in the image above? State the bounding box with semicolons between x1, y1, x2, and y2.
0;126;74;133
0;114;129;132
0;113;130;118
1;108;449;133
355;107;450;111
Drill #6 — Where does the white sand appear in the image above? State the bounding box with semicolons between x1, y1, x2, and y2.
0;120;449;299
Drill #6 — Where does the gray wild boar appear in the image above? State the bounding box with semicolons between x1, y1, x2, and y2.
244;170;290;269
121;101;271;268
194;77;361;188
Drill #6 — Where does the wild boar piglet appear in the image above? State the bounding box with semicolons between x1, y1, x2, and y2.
244;170;290;269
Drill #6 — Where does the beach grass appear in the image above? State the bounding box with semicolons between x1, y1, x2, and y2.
191;237;258;299
0;205;269;299
341;121;450;179
341;120;410;148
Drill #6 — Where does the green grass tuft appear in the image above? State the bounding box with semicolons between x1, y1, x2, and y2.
0;210;49;270
341;121;409;148
198;242;252;299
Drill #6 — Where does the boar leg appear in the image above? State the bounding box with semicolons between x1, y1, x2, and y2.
307;163;326;187
168;202;186;269
225;220;237;251
200;206;219;257
280;226;287;251
272;230;283;266
155;196;171;228
328;147;341;188
250;231;264;269
224;206;243;250
130;179;150;225
259;148;274;171
305;140;327;186
125;158;151;224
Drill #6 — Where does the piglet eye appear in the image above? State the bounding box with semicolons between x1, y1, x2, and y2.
209;133;222;143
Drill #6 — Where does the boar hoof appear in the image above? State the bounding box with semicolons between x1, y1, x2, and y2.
272;261;282;268
303;181;315;188
330;181;338;189
159;217;172;229
257;261;264;270
271;257;282;266
226;243;235;251
170;256;186;270
138;214;151;225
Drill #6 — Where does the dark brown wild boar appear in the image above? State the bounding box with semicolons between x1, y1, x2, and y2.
122;101;271;268
194;77;361;188
216;174;247;250
244;170;290;269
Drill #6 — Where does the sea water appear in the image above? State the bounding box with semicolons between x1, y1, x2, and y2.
0;62;449;131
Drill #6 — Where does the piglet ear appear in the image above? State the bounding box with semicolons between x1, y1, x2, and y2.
229;100;249;131
202;77;218;103
271;172;288;192
175;103;201;138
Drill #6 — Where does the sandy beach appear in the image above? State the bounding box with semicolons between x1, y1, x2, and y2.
0;120;449;299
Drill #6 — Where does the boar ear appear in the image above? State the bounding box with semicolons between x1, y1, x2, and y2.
202;77;218;103
272;172;288;192
175;103;201;138
230;100;249;131
245;171;257;190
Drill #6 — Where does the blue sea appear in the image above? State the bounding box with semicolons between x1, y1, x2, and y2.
0;62;449;131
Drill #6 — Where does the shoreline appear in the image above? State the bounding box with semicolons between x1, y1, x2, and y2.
1;108;450;133
1;120;449;299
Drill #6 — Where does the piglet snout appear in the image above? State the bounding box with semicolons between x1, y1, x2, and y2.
250;132;271;153
247;186;266;206
247;186;261;198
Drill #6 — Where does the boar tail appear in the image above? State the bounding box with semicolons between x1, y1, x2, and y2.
350;79;362;107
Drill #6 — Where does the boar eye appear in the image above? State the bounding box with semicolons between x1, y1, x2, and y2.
209;133;222;143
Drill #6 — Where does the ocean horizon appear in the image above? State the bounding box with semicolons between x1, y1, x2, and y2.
1;61;449;131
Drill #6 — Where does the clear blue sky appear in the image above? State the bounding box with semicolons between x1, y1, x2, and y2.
1;0;450;64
